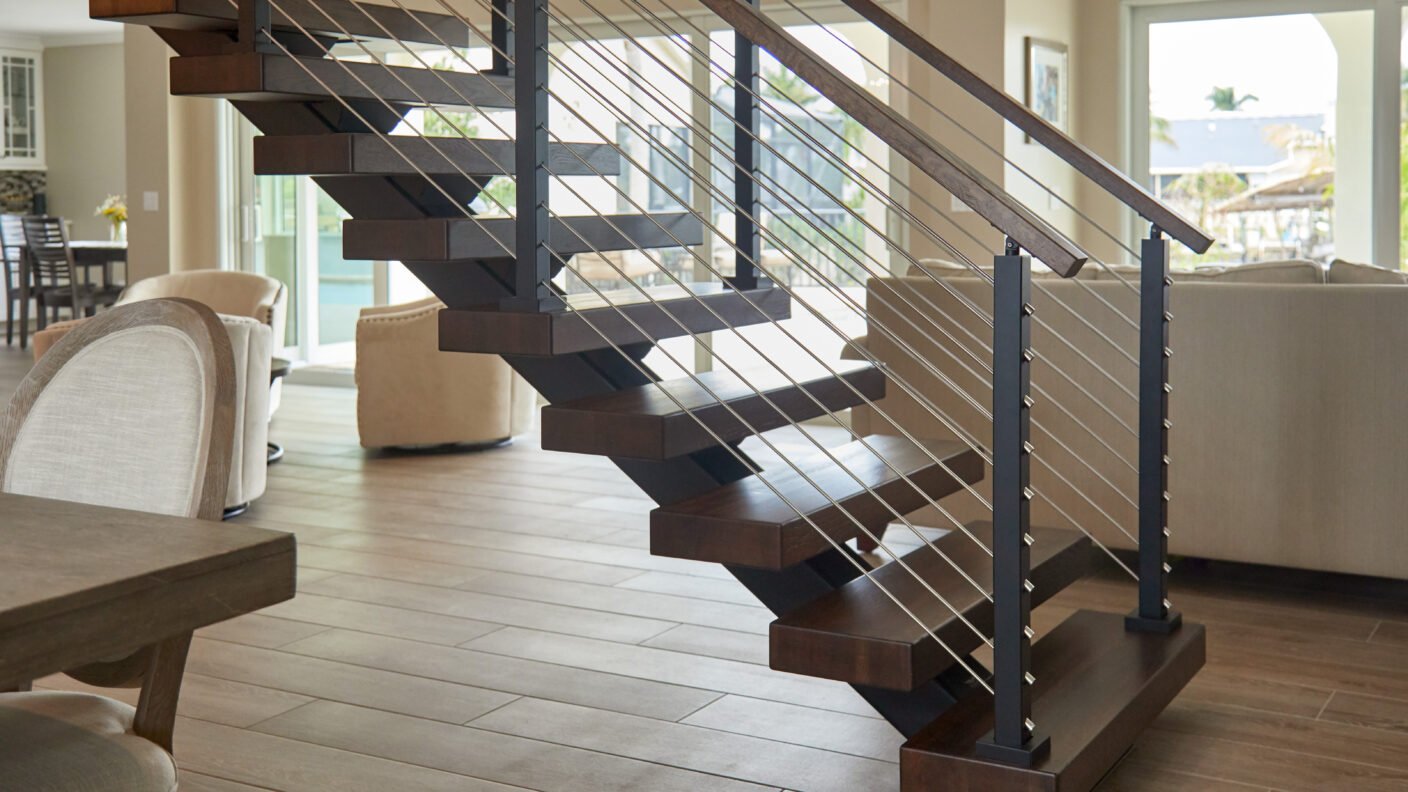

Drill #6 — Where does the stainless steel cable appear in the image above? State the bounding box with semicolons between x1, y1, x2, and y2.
271;0;1017;645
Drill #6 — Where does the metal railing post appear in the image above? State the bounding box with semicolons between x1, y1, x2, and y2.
508;0;560;311
730;0;767;290
238;0;276;53
491;0;515;76
976;239;1049;767
1128;226;1182;634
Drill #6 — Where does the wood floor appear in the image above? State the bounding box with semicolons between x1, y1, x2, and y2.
3;343;1408;791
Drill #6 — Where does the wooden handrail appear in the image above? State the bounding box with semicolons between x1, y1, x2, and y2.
837;0;1214;255
699;0;1088;277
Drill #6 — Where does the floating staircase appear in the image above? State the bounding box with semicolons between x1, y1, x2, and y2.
93;1;1208;789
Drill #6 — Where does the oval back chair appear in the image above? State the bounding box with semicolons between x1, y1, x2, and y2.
0;299;235;791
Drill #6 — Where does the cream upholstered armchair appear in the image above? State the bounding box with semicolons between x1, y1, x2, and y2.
356;297;536;449
30;271;286;514
0;299;236;791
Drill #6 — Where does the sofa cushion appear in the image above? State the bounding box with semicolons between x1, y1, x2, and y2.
1097;260;1323;284
1327;258;1408;285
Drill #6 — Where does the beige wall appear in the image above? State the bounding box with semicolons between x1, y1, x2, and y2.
1073;0;1129;264
1004;0;1080;245
43;43;126;241
122;27;224;283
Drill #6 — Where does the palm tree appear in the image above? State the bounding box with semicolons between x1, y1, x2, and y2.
1206;86;1259;112
1151;115;1177;148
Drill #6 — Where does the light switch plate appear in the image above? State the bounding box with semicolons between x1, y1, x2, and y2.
143;191;160;212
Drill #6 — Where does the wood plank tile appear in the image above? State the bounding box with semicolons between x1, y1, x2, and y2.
310;531;645;585
643;625;770;665
172;716;527;792
282;628;720;722
303;573;677;643
196;613;332;649
683;696;901;761
1137;727;1408;791
257;700;777;792
259;592;504;646
457;571;771;634
1321;692;1408;735
464;627;876;717
295;544;490;586
187;637;517;723
176;772;277;791
471;697;898;792
38;671;314;729
616;571;763;606
1370;620;1408;647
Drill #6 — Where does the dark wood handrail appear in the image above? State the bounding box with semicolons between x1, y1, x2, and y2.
699;0;1088;277
837;0;1214;255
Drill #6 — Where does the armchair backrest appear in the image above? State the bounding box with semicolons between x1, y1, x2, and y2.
0;214;23;294
119;270;288;347
0;299;236;521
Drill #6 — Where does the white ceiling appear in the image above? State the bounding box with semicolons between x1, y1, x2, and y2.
0;0;124;46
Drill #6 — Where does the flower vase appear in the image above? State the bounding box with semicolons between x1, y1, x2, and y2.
111;221;126;243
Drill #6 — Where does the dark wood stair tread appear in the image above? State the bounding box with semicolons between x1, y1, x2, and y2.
770;522;1090;690
901;609;1206;792
171;53;515;108
651;436;984;569
91;0;469;47
541;361;886;460
255;135;620;178
439;283;791;357
344;213;704;261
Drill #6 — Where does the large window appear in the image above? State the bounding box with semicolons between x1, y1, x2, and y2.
1134;2;1403;270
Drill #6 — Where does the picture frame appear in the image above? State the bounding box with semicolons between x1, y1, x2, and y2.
1024;37;1069;141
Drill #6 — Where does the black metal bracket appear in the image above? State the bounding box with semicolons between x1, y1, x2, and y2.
1127;225;1182;635
976;240;1047;764
238;0;277;53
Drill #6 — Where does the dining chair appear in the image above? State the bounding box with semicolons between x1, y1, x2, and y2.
20;216;122;330
0;299;235;791
0;214;25;346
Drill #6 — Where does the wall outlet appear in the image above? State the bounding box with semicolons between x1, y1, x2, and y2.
143;191;160;212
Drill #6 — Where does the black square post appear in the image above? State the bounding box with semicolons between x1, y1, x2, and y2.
730;0;767;291
506;0;561;312
975;239;1050;767
1128;226;1182;634
238;0;276;53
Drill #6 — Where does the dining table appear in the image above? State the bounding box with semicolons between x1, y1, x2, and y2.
16;239;127;350
0;492;296;692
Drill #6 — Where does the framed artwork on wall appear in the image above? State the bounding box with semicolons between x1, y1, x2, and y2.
1025;37;1069;141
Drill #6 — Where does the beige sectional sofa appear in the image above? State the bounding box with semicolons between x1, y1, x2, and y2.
854;258;1408;579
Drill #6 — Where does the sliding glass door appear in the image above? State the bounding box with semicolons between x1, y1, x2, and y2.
233;114;380;365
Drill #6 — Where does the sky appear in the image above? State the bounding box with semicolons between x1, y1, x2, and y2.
1148;13;1348;119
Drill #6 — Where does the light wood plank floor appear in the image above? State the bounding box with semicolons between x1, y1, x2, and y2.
4;344;1408;791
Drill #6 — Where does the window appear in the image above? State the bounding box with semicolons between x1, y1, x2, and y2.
0;51;42;167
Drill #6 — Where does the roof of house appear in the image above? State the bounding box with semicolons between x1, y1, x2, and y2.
1151;113;1325;173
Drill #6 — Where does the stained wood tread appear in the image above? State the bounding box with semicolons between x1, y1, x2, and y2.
344;213;704;262
255;135;621;178
770;522;1090;690
91;0;469;47
170;53;515;109
439;283;791;357
651;436;984;569
541;361;886;460
901;609;1206;792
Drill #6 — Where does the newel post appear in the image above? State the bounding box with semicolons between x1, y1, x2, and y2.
1128;226;1182;634
976;238;1050;767
730;0;767;290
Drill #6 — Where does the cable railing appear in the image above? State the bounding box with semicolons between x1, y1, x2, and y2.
175;0;1199;765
